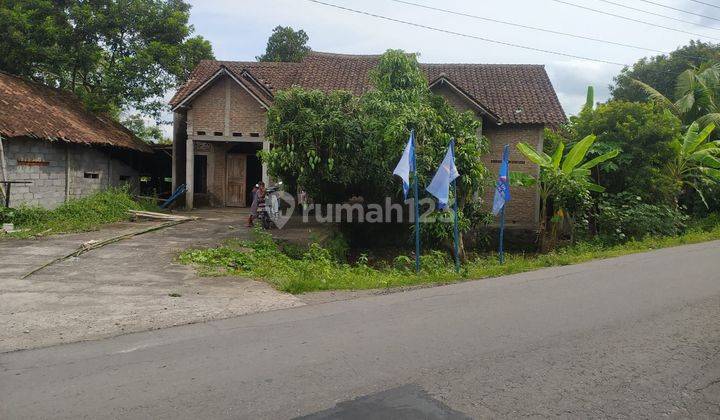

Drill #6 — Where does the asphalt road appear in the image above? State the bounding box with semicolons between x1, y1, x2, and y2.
2;241;720;419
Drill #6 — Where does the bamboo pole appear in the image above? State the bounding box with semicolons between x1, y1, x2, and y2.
21;219;191;279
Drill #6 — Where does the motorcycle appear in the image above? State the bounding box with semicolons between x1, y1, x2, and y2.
257;183;282;230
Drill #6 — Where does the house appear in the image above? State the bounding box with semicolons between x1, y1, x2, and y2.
169;52;566;228
0;71;152;209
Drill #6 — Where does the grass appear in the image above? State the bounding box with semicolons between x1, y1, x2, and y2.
0;187;158;239
179;219;720;294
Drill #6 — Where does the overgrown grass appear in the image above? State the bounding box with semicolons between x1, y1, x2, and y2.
179;219;720;294
0;187;157;239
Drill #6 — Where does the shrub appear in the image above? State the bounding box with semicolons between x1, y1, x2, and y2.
1;187;157;237
595;192;688;243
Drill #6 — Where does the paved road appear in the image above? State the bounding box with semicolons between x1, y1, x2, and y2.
2;241;720;419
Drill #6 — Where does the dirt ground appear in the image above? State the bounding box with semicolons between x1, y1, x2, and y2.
0;209;331;353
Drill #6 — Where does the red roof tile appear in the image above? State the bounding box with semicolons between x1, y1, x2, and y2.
170;52;567;125
0;71;151;152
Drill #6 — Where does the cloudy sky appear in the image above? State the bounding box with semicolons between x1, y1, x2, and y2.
169;0;720;126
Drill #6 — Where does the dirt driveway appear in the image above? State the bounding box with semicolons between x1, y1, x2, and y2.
0;209;321;352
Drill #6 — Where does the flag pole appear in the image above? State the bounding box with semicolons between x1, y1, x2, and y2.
412;130;421;272
498;206;505;264
451;141;460;273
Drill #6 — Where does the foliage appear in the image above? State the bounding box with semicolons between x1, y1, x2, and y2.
179;215;720;294
517;135;619;248
632;62;720;127
611;40;720;103
122;114;170;143
668;122;720;207
256;26;311;62
570;101;682;205
0;187;157;238
595;192;688;243
0;0;214;119
263;49;488;209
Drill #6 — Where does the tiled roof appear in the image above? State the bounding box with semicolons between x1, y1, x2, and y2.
170;51;567;125
0;71;151;152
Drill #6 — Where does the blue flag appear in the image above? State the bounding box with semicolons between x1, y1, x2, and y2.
393;130;416;199
426;139;460;209
492;144;511;215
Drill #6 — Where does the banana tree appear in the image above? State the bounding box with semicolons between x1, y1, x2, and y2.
517;135;619;250
669;122;720;207
633;63;720;127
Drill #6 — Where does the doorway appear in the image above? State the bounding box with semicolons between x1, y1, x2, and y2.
226;154;247;207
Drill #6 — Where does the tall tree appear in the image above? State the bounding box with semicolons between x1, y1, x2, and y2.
256;26;311;62
0;0;214;119
571;101;682;205
610;40;720;102
262;50;488;250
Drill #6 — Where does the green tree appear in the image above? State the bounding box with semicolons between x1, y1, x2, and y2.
611;40;720;102
256;26;311;62
571;101;682;205
0;0;214;118
517;135;619;250
262;50;489;252
669;122;720;207
121;114;169;144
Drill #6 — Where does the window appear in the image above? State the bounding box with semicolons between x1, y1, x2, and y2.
249;132;260;137
84;172;99;179
232;132;243;137
119;175;132;182
213;131;223;136
194;155;207;194
196;131;206;135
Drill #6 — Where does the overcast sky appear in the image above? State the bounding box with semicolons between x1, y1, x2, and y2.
166;0;720;131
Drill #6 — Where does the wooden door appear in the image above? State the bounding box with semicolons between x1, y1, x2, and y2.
226;154;247;207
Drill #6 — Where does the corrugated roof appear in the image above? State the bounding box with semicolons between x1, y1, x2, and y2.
169;51;567;125
0;71;152;152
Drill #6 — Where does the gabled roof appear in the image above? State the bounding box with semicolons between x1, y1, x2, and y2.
0;71;151;153
170;51;567;126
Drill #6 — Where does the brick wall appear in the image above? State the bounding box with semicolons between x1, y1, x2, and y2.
228;83;266;136
432;84;542;228
185;75;267;138
3;137;139;209
483;124;543;228
187;77;226;136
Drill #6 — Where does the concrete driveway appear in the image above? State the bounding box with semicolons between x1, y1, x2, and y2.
0;209;310;352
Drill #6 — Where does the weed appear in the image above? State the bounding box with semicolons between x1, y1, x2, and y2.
179;218;720;295
1;187;158;239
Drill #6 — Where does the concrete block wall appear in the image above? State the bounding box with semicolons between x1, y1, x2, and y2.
3;137;140;209
4;138;67;208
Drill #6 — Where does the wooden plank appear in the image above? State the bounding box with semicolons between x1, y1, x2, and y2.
226;154;247;207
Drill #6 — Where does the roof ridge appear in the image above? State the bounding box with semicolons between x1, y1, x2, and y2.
421;63;545;67
306;51;386;58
